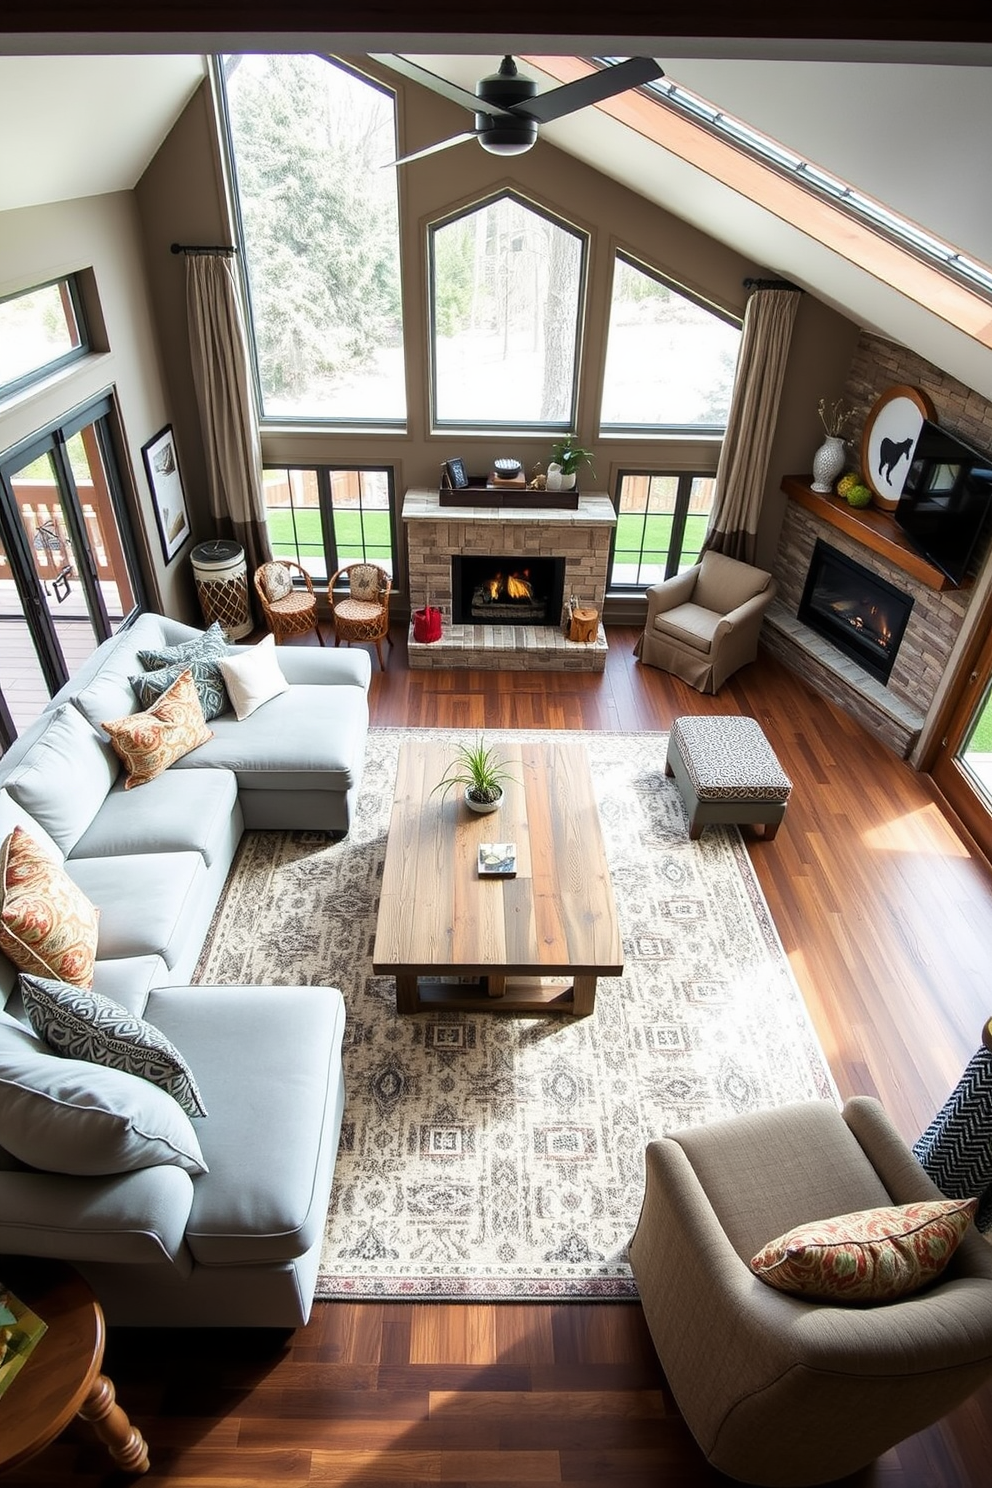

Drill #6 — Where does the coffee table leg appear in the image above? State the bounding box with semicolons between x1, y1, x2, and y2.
486;973;506;999
396;974;420;1013
78;1373;149;1475
571;975;597;1018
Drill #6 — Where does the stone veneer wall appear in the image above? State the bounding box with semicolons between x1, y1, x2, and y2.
768;332;992;753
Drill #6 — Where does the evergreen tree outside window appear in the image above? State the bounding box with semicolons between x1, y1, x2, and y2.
430;192;586;430
601;253;740;433
221;54;405;424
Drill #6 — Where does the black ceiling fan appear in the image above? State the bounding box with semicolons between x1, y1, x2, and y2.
372;55;664;167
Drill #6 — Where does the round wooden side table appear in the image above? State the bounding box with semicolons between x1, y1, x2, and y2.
0;1259;148;1477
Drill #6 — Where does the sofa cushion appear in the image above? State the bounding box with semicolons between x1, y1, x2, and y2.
102;670;213;789
0;1036;207;1177
70;766;239;868
693;550;772;613
0;827;100;987
217;634;289;721
68;851;208;971
132;620;232;722
145;983;345;1265
174;683;368;793
3;705;119;855
652;602;723;653
65;612;185;731
20;974;207;1117
750;1197;977;1304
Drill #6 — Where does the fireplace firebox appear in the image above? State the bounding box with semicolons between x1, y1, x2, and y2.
452;555;566;626
798;540;913;684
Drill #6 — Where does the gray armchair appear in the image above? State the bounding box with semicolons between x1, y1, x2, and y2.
629;1097;992;1487
635;548;776;693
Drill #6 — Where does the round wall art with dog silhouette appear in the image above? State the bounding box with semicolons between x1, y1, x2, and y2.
861;384;936;511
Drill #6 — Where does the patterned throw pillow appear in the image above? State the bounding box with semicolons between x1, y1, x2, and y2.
0;826;100;987
261;563;294;603
134;620;231;721
750;1197;977;1304
102;669;213;789
20;973;207;1117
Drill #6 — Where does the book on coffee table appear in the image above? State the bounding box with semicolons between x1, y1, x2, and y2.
478;842;517;877
0;1287;48;1402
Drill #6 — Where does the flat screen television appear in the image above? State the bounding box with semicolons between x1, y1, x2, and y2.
894;420;992;585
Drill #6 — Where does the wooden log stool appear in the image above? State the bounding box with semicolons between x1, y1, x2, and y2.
665;714;792;841
567;606;599;643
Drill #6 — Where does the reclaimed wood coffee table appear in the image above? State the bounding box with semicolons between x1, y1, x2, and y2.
373;738;623;1016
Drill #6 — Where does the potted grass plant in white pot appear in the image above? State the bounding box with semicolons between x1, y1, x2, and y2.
432;736;518;815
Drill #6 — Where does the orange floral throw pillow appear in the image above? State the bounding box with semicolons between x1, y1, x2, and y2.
102;668;213;789
750;1197;977;1304
0;826;100;987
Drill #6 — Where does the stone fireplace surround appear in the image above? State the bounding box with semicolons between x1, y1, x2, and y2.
403;488;616;671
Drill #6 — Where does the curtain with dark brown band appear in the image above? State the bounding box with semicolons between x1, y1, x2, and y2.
183;250;273;586
702;282;802;565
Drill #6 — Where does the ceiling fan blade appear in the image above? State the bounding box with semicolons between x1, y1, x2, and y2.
369;53;514;120
514;57;664;125
383;131;479;169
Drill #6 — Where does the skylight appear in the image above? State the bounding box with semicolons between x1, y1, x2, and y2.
598;59;992;304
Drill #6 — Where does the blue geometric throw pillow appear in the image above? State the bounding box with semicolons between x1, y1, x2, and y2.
132;620;231;721
19;973;208;1117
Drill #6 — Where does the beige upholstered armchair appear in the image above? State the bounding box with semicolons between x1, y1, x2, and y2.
635;549;776;693
629;1097;992;1487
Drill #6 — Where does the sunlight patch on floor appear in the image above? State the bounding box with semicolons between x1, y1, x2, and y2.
861;803;971;857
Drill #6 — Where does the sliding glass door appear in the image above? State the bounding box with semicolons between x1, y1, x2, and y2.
930;614;992;860
0;395;144;746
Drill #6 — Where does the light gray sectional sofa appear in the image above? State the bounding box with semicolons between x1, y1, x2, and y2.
0;612;371;1326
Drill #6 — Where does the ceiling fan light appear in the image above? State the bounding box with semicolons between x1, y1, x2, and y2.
476;117;540;156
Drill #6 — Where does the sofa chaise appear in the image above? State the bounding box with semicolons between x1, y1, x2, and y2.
0;612;370;1325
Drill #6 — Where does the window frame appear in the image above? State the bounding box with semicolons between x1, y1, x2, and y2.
0;275;90;402
215;53;407;432
427;188;588;436
599;249;741;439
261;462;398;584
609;467;716;591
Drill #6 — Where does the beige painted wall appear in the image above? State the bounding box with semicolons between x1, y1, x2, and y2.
0;191;200;623
133;62;862;606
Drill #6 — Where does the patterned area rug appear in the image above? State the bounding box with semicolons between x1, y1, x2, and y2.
196;727;837;1300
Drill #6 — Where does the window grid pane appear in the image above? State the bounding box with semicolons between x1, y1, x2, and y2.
611;471;713;588
0;278;86;399
223;55;406;424
431;193;585;428
263;465;395;581
600;254;740;431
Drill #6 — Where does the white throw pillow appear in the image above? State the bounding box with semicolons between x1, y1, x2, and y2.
217;634;290;721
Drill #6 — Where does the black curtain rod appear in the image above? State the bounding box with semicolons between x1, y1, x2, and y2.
742;276;800;291
170;242;238;255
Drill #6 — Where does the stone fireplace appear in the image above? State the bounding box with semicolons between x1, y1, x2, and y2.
797;540;914;685
403;488;616;671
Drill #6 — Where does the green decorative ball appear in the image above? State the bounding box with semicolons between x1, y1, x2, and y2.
846;484;873;508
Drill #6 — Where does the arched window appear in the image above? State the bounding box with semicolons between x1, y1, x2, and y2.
429;191;587;431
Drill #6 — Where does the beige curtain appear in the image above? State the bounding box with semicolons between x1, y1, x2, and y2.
703;283;802;564
184;251;272;576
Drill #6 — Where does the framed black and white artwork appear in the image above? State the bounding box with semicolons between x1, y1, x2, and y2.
861;385;936;511
443;457;469;490
142;425;191;564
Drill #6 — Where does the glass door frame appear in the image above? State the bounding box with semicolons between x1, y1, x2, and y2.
0;392;147;733
928;592;992;863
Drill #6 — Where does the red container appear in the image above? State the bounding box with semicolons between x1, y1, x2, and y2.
413;605;442;643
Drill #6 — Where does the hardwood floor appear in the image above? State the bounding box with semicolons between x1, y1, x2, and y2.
7;625;992;1486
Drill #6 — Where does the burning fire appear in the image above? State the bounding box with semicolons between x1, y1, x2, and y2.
482;570;534;601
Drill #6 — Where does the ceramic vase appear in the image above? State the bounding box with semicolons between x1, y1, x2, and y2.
559;472;577;491
811;435;847;493
465;786;501;815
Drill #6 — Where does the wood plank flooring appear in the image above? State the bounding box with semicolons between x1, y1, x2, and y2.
6;625;992;1487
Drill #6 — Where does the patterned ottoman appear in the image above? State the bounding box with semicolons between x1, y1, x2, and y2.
665;715;792;841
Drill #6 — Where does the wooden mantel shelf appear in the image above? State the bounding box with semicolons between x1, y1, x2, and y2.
781;475;958;591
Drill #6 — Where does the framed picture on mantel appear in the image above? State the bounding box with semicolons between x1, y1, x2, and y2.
861;384;936;511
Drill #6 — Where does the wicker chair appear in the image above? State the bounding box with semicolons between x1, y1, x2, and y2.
328;562;393;669
254;559;325;646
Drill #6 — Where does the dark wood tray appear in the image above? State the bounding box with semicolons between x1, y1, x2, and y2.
439;478;579;510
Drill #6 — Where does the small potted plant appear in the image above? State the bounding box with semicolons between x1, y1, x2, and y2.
549;440;595;491
432;736;518;814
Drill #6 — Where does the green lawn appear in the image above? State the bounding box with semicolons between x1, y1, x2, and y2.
266;508;391;566
964;691;992;755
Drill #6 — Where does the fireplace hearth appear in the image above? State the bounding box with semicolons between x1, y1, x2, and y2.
798;540;913;685
452;555;565;627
